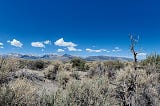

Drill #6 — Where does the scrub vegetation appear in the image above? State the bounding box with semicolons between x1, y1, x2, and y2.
0;55;160;106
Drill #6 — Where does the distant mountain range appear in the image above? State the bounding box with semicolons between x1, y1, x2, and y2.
0;53;133;61
85;56;133;61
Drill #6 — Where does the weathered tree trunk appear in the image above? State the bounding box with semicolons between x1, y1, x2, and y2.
130;35;138;70
133;52;138;70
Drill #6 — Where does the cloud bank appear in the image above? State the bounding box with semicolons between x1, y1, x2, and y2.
54;38;77;47
57;49;65;52
7;39;23;47
112;47;122;52
31;42;45;48
86;48;106;53
44;40;51;45
0;42;4;48
55;38;81;52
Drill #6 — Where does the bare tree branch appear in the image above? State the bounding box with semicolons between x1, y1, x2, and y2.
130;35;139;70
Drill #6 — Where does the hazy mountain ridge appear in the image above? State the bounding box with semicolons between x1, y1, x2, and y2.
85;56;133;61
0;53;133;61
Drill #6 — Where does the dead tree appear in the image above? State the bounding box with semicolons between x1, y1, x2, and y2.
130;35;139;70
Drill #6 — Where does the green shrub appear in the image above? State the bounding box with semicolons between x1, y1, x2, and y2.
0;58;22;84
70;71;81;80
44;65;59;80
26;60;50;70
65;76;109;106
44;61;64;80
64;62;72;72
0;58;21;72
87;62;106;78
104;60;124;70
0;79;39;105
38;75;111;106
57;72;70;89
103;61;125;79
70;58;86;71
87;67;97;78
141;54;160;71
0;84;15;105
115;67;160;106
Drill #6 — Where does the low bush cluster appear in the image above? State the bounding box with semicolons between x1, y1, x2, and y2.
70;58;86;71
26;60;50;70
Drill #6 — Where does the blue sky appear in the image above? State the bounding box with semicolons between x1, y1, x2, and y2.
0;0;160;58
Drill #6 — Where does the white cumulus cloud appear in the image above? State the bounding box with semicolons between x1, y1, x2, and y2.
54;38;77;47
44;40;51;45
68;46;82;52
112;47;122;52
57;49;65;52
0;42;4;48
86;48;106;53
7;39;23;47
31;42;45;48
138;52;147;56
54;38;82;52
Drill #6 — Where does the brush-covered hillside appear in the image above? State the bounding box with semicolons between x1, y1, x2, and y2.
0;54;160;106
